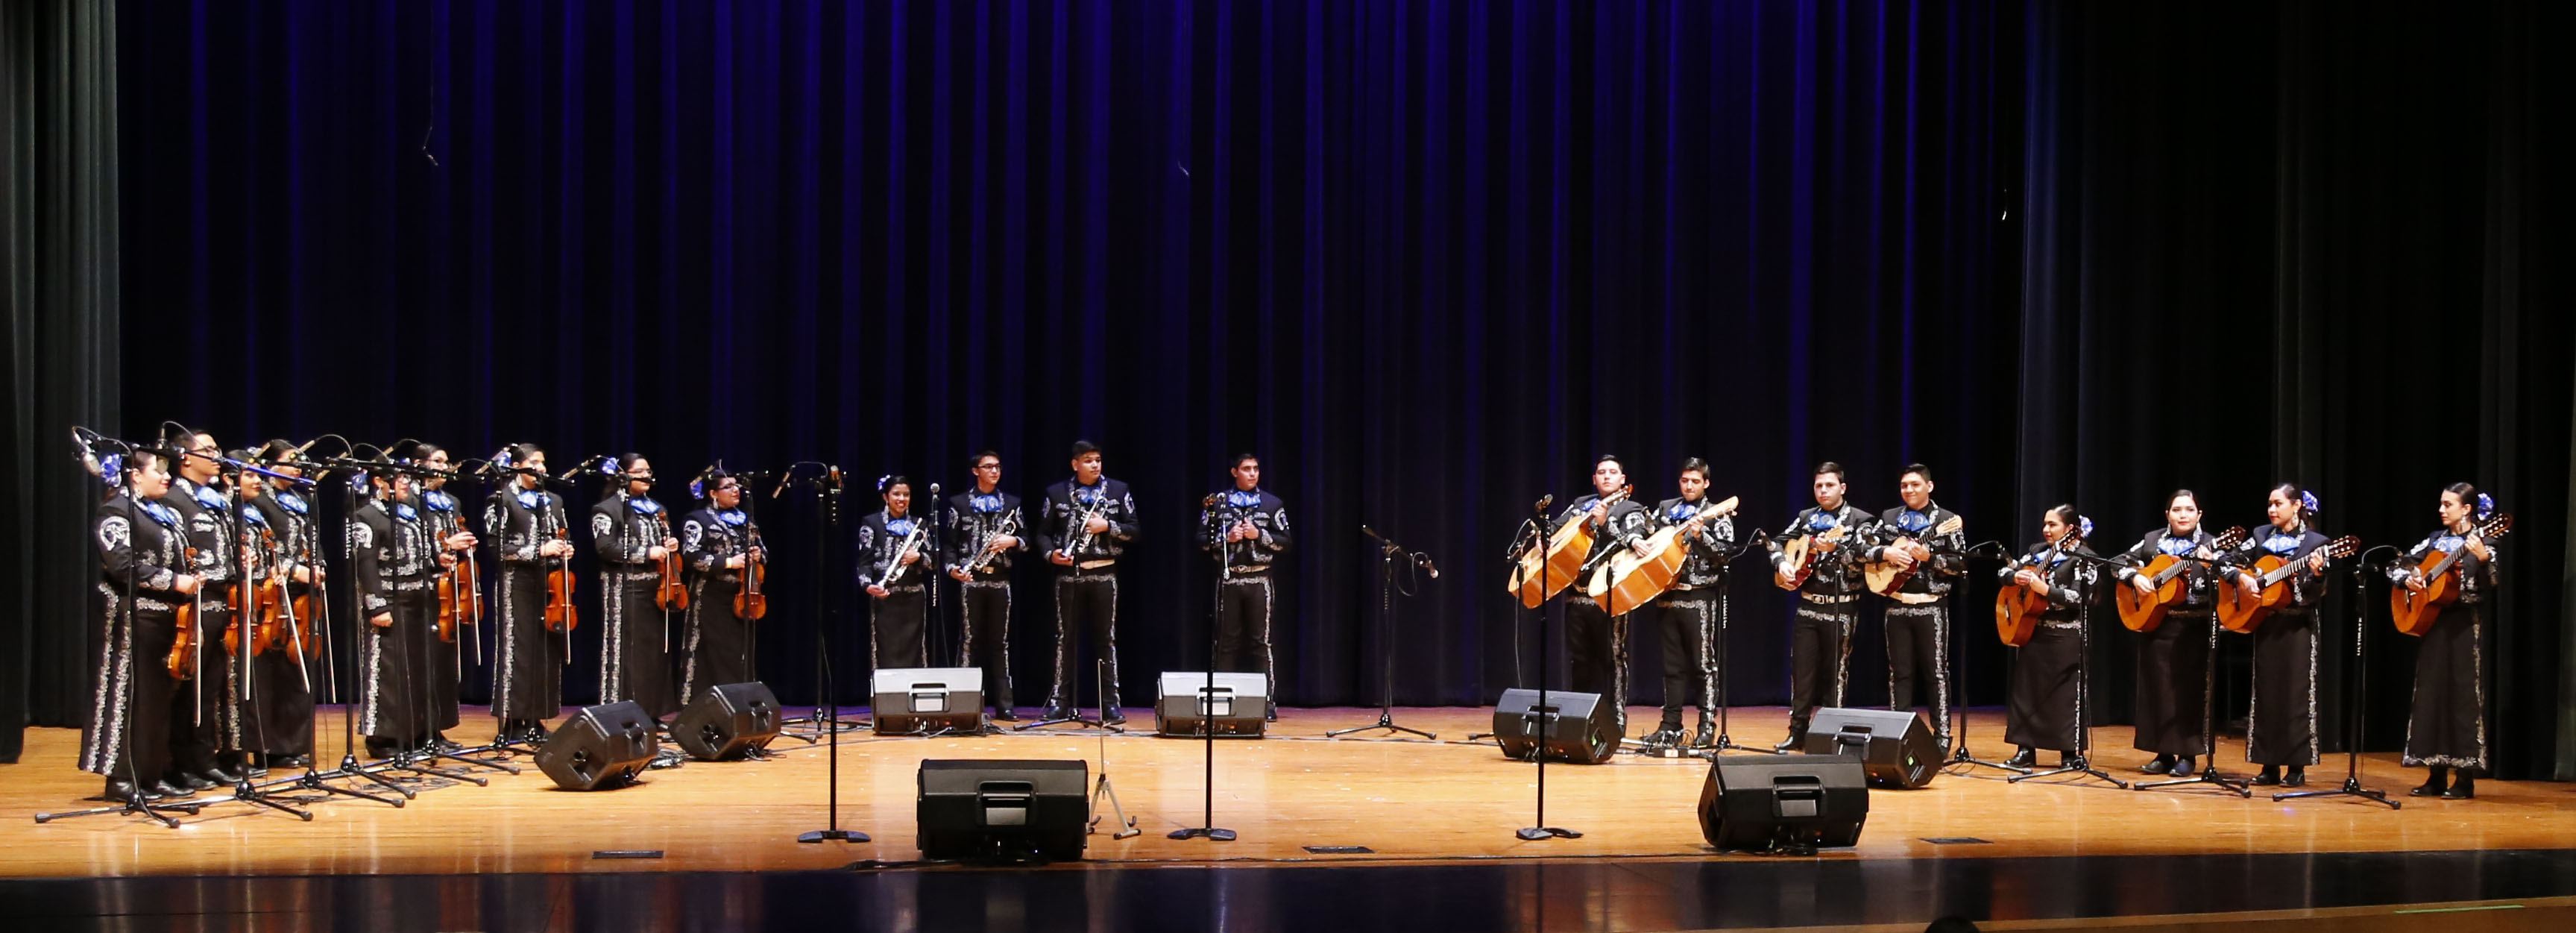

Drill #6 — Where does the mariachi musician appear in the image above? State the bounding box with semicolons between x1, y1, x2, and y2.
1865;463;1967;753
1552;454;1651;740
678;465;763;706
2391;483;2501;800
2111;490;2223;777
592;453;681;720
245;439;324;768
1201;453;1291;722
945;451;1027;721
2224;483;2331;788
160;431;245;789
2000;506;2100;770
484;443;574;744
410;443;479;750
84;450;203;803
1034;440;1140;724
860;474;934;670
1766;461;1871;751
1643;457;1735;748
350;455;442;758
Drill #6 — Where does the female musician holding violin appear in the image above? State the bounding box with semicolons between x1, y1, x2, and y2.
2000;506;2100;769
350;455;441;758
246;439;324;767
2228;484;2332;788
411;443;479;750
678;466;763;708
861;475;933;670
1552;454;1651;741
485;443;575;744
2112;490;2225;777
591;453;681;719
84;450;205;803
2390;483;2502;800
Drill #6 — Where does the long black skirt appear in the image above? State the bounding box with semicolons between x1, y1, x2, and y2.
2402;601;2487;770
600;573;679;719
681;574;755;707
493;566;567;721
359;588;438;747
2132;612;2214;756
2246;609;2319;766
2006;622;2083;753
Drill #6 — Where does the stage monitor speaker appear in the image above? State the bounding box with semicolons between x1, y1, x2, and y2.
1154;672;1269;738
1800;706;1940;789
535;701;659;791
1490;688;1619;764
916;759;1089;861
872;667;986;735
1698;754;1870;853
672;681;782;761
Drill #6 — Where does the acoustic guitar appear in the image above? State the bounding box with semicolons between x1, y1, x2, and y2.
2215;535;2361;633
1507;487;1631;609
1773;524;1851;591
1994;528;2088;647
1592;496;1739;615
1861;515;1965;597
2389;514;2513;636
2113;526;2248;632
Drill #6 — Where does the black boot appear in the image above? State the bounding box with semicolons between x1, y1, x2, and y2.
990;706;1020;723
2410;766;2449;797
1646;719;1685;747
2251;765;2281;786
2140;755;2175;775
2004;747;2037;769
2170;756;2196;778
2283;766;2306;787
1774;731;1804;753
2443;770;2476;800
101;780;157;804
1692;717;1716;749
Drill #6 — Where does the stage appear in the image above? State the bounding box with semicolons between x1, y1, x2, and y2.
7;706;2576;929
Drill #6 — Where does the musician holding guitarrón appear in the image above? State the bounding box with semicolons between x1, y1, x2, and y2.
2000;506;2100;770
1767;462;1871;751
1865;464;1966;753
2112;491;2223;777
1642;458;1735;748
1552;456;1651;741
2390;483;2503;800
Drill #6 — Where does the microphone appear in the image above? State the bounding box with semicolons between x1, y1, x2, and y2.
1421;556;1440;579
1534;494;1554;514
71;427;103;477
772;465;795;500
827;465;842;490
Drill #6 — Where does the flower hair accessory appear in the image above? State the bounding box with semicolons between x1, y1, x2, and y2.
688;476;705;500
2475;492;2494;521
2299;490;2320;514
2078;515;2094;538
98;453;123;487
876;474;893;493
493;447;514;470
599;456;620;477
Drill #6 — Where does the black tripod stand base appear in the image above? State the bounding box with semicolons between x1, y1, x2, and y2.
1168;826;1236;841
2273;779;2401;808
1515;826;1581;841
1324;720;1437;740
798;829;872;844
2009;764;2130;789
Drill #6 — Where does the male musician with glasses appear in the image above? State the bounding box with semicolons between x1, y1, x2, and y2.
1202;453;1291;722
160;432;247;789
945;451;1028;721
1767;461;1872;751
1035;441;1139;724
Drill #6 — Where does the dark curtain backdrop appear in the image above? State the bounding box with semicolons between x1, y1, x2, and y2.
13;1;2563;777
2019;0;2574;779
4;0;122;764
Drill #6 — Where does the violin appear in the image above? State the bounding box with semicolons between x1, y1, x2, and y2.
168;547;203;680
734;527;768;621
544;527;579;632
655;512;689;611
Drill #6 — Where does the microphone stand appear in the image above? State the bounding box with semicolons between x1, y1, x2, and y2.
1517;497;1578;841
799;463;871;844
305;456;420;801
2134;551;2249;796
1698;531;1782;757
37;440;203;826
1171;493;1238;842
245;445;403;808
371;459;515;779
2275;548;2400;808
1329;525;1438;739
1944;541;2030;775
2009;550;2129;789
195;456;321;819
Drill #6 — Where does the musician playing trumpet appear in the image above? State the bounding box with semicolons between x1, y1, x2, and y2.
1201;453;1291;722
945;451;1027;721
1552;455;1651;741
860;475;933;670
1766;462;1871;751
1035;441;1139;724
1643;457;1736;748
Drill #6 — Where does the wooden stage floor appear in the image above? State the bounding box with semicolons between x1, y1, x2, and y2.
4;706;2572;879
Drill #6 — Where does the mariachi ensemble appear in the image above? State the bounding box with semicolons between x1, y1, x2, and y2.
74;430;2501;805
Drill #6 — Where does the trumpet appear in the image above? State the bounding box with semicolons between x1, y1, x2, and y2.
1057;490;1111;562
952;510;1020;577
872;516;927;591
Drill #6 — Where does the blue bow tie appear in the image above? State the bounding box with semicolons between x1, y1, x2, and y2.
629;497;663;515
887;517;916;538
1226;490;1262;509
2262;532;2303;555
193;485;227;510
2431;534;2466;555
424;490;456;512
139;500;181;528
1895;509;1932;533
1807;512;1840;533
971;494;1005;513
716;509;748;527
2158;535;2199;557
1668;502;1699;522
1074;486;1106;506
517;490;546;509
241;506;267;526
277;492;308;515
394;503;418;521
